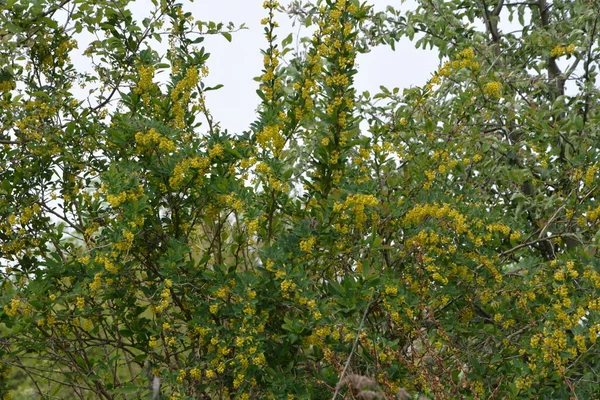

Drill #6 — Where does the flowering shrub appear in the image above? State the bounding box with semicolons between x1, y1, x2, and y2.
1;0;600;399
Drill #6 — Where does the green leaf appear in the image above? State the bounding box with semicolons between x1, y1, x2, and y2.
6;22;22;33
282;33;293;48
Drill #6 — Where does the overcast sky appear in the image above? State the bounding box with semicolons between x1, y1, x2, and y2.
177;0;440;134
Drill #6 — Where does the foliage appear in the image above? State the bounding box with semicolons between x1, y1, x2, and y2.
1;0;600;399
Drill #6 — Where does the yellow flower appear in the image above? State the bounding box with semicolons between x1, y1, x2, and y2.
551;45;566;57
176;369;186;383
4;297;20;317
554;270;565;281
280;280;296;292
299;236;316;253
190;368;201;380
384;285;398;296
209;143;224;159
253;353;266;367
76;296;85;310
483;81;502;98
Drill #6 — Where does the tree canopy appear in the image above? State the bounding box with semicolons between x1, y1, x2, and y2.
1;0;600;399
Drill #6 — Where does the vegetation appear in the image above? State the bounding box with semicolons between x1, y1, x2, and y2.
1;0;600;398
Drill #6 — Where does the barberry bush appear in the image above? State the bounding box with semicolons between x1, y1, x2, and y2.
1;0;600;398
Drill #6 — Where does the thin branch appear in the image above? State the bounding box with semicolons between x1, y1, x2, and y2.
582;14;599;126
499;233;566;257
506;323;535;341
492;0;505;16
331;298;375;400
504;1;536;6
537;203;565;240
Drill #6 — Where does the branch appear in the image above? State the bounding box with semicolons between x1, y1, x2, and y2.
582;14;599;126
537;203;565;240
480;0;503;44
492;0;505;16
504;1;536;6
331;298;375;400
506;323;535;340
499;233;566;257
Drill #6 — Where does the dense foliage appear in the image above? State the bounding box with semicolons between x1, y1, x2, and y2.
1;0;600;398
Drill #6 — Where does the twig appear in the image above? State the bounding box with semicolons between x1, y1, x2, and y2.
537;203;565;240
506;323;534;340
331;298;375;400
499;233;564;257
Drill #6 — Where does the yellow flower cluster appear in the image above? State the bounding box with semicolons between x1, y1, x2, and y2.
333;194;379;228
423;170;436;190
0;79;14;92
483;81;502;98
485;222;511;236
208;143;224;159
280;280;296;299
438;47;479;77
403;203;468;234
263;0;279;8
89;273;103;292
4;297;20;317
40;37;77;69
76;296;85;310
113;229;135;251
246;218;259;238
214;286;229;300
135;128;177;154
256;124;284;155
299;236;316;253
155;287;171;313
259;0;282;102
104;184;144;207
149;337;159;348
96;254;120;274
583;266;600;288
325;73;350;87
82;319;93;331
189;367;201;380
515;375;534;391
171;66;200;129
134;64;156;105
176;369;186;383
584;163;598;187
550;44;576;58
590;325;600;344
169;156;210;189
384;285;398;296
13;100;59;153
586;204;600;223
316;0;356;130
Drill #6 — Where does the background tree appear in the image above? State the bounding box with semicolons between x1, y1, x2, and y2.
1;0;600;399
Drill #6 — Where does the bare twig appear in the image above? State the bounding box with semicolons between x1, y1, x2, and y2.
331;299;375;400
